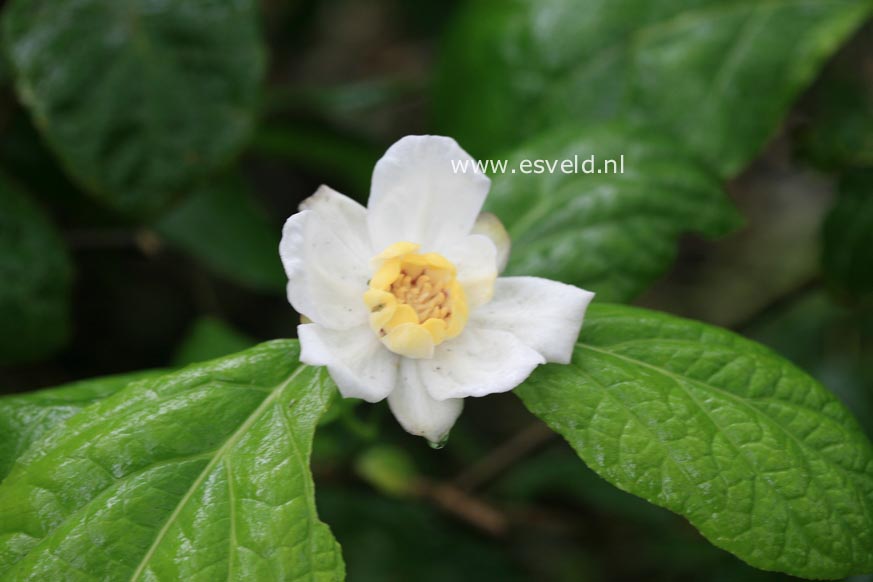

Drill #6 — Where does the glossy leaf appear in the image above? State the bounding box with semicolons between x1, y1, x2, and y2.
435;0;869;176
517;304;873;578
3;0;265;215
0;340;344;581
487;124;741;301
156;177;285;293
822;170;873;300
0;177;72;364
0;370;162;481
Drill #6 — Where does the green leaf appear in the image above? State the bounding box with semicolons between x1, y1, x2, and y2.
800;30;873;170
0;340;344;581
517;303;873;578
0;176;72;364
251;123;381;199
0;370;162;482
318;488;525;582
3;0;266;216
156;176;286;293
354;445;419;498
435;0;870;176
745;290;873;439
822;169;873;301
487;123;741;301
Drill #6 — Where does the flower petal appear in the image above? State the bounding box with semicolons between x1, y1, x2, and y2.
280;185;372;329
298;322;397;402
389;359;464;442
471;212;511;274
368;135;490;252
472;277;595;364
443;234;498;308
415;327;545;401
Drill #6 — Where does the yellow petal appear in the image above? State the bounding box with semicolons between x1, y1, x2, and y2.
373;241;420;262
382;323;435;359
421;318;448;344
370;259;401;289
364;289;397;330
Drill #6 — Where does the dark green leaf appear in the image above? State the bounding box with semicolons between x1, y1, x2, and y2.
800;28;873;170
156;176;285;292
487;124;741;301
173;316;255;367
3;0;266;215
0;340;344;580
318;488;525;582
822;169;873;300
251;124;381;199
0;177;72;364
0;370;162;481
435;0;869;176
518;304;873;578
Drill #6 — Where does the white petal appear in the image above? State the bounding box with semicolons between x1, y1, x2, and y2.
471;212;511;274
443;234;498;308
472;277;594;364
298;323;397;402
280;185;372;329
389;359;464;442
416;327;545;401
368;135;490;252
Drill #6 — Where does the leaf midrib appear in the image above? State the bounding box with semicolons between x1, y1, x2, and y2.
128;364;311;581
579;343;873;552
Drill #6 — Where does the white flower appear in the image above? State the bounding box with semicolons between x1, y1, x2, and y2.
280;135;594;444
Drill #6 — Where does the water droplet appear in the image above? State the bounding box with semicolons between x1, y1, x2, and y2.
428;434;449;449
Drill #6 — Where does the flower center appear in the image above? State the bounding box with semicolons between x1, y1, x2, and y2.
363;241;468;359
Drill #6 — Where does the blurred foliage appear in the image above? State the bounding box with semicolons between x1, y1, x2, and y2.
435;0;868;177
486;123;741;301
156;175;286;293
172;316;255;366
822;170;873;303
318;488;526;582
0;0;872;580
2;0;266;216
800;25;873;170
0;175;71;365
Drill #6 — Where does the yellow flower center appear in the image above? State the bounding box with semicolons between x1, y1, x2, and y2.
363;241;468;359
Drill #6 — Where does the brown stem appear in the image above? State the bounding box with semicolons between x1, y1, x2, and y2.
454;421;556;493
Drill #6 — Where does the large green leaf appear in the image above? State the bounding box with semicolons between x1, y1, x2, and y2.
746;291;873;439
822;170;873;301
517;304;873;578
156;176;285;293
487;124;741;301
0;340;344;581
435;0;870;176
3;0;265;216
0;370;162;482
0;177;72;365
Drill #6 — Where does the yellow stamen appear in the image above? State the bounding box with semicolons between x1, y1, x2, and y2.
364;242;468;359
